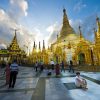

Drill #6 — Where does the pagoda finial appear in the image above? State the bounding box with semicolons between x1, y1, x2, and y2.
13;29;19;37
63;8;66;14
96;16;100;37
57;34;58;40
93;28;97;42
96;16;100;28
79;26;82;38
33;41;35;48
63;8;68;25
43;40;45;49
96;16;99;22
39;41;41;50
15;29;17;37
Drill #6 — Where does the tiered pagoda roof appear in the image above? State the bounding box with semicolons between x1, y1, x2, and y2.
59;8;76;40
8;31;21;52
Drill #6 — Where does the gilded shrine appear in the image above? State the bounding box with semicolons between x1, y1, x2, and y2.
0;8;100;66
0;30;26;64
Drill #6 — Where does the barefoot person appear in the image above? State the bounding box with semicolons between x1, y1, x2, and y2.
9;60;19;88
69;60;74;73
55;64;60;75
5;63;10;85
75;72;88;89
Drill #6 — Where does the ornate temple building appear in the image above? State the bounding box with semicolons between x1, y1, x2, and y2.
49;8;100;65
2;8;97;66
0;30;26;64
30;8;100;66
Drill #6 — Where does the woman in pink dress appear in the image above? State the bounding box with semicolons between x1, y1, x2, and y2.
55;64;60;75
5;63;10;85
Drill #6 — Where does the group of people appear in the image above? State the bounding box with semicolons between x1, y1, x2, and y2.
33;60;75;76
34;60;88;89
4;59;88;90
34;61;44;72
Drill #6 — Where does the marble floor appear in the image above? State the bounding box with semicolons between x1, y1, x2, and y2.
0;66;100;100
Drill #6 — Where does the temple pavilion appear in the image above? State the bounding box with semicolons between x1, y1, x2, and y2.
0;30;26;65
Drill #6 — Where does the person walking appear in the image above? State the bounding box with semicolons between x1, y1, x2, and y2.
40;61;44;72
35;61;38;72
55;64;60;75
69;60;74;73
61;61;65;72
50;60;55;70
9;60;19;88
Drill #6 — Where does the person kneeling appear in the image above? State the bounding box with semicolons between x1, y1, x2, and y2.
75;72;88;89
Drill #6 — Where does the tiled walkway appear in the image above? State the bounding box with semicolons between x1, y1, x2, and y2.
0;67;100;100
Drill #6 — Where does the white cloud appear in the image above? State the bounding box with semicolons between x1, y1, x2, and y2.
10;0;28;16
33;27;42;41
0;3;35;51
69;14;98;42
0;43;7;49
9;0;28;22
74;0;87;12
0;9;6;20
47;22;61;45
69;19;82;33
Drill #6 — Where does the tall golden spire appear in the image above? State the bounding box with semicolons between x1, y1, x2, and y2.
94;17;100;44
79;26;82;39
43;40;45;49
33;41;36;48
32;41;36;54
57;34;59;41
15;29;17;37
63;8;69;27
96;16;100;37
93;28;97;43
60;8;75;39
39;41;41;50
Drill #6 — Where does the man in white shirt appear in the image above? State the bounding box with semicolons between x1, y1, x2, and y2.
9;60;19;88
75;72;87;89
50;60;55;70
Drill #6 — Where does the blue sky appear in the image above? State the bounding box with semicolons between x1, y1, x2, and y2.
0;0;100;50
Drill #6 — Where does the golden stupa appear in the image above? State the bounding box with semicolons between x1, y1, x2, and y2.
28;8;100;66
50;8;100;65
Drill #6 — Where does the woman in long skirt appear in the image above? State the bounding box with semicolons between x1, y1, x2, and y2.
55;64;60;75
6;64;10;85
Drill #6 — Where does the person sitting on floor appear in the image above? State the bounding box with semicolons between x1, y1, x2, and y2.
75;72;88;89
